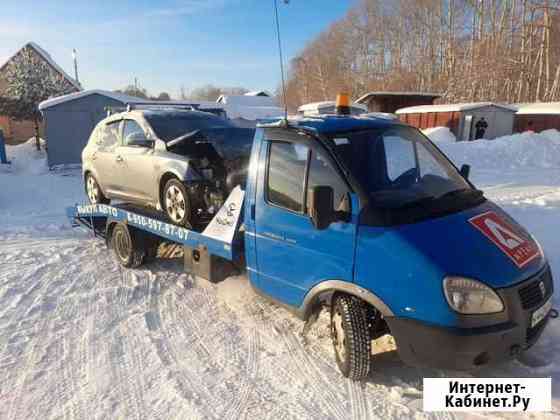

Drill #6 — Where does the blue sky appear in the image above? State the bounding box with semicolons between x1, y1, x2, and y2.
0;0;354;98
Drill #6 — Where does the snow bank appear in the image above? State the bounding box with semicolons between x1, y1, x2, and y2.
2;138;48;175
422;126;456;143
438;129;560;171
0;138;84;233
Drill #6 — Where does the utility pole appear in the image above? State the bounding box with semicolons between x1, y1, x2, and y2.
72;49;80;87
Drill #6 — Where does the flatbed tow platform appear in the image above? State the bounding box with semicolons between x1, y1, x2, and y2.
66;187;245;281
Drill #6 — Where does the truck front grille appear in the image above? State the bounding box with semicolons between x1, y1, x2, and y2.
518;267;553;310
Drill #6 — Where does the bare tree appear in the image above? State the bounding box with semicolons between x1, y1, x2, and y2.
283;0;560;109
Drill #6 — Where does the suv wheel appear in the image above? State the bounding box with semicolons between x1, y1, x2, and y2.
331;294;372;380
85;173;109;205
163;179;191;226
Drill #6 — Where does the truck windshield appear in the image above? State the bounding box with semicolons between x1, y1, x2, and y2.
327;126;483;215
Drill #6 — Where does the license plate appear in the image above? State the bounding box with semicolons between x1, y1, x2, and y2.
531;297;553;328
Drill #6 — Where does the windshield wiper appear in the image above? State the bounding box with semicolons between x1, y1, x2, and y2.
436;188;483;200
386;189;483;210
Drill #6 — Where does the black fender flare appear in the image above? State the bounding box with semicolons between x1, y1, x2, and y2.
298;280;394;320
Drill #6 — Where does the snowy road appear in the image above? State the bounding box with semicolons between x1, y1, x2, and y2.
1;136;560;419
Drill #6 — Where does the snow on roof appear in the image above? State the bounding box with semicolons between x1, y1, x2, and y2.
395;102;517;114
244;90;271;97
298;101;367;113
39;89;146;110
1;42;82;91
515;102;560;115
356;91;440;103
217;94;278;107
39;91;226;111
222;104;284;120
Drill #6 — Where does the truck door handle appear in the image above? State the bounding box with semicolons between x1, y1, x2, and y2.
116;155;123;162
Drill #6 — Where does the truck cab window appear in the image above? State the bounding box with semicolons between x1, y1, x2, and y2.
266;142;309;213
307;150;349;212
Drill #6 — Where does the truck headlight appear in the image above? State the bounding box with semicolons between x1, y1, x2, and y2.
443;277;504;314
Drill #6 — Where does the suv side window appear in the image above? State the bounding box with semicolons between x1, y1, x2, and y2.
266;142;309;213
307;150;350;212
100;121;120;148
122;120;146;146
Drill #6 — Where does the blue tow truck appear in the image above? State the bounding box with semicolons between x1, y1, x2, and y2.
68;97;556;379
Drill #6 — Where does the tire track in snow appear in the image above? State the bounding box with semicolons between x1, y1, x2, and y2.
141;270;226;418
222;328;260;420
347;378;369;420
281;331;347;420
239;295;347;419
2;243;81;419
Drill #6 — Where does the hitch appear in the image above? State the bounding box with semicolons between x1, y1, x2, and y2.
550;308;559;319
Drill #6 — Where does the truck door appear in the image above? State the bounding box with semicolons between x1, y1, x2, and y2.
253;129;357;307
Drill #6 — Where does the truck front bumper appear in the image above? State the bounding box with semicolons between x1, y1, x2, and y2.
386;315;550;370
385;265;554;370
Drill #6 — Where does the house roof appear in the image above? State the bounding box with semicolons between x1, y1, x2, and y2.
39;90;225;111
356;91;441;104
217;94;278;107
39;89;145;110
395;102;517;114
515;102;560;115
244;90;271;97
1;42;81;91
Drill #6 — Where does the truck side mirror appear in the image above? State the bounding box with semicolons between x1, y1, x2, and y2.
460;164;471;180
309;185;335;230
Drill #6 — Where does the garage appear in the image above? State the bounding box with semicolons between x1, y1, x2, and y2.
396;102;516;141
39;90;144;167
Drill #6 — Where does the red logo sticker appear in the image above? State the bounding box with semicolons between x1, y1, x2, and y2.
469;211;541;268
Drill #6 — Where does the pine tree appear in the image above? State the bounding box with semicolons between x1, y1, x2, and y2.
0;46;76;150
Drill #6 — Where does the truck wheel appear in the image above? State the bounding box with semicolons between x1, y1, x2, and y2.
163;179;191;227
85;173;110;205
331;294;372;380
111;224;144;268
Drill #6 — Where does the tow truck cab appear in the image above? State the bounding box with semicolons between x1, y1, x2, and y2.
242;112;554;378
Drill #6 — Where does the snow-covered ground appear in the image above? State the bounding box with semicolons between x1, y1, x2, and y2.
0;134;559;419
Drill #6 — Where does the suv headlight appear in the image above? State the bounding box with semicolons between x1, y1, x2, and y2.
443;277;504;314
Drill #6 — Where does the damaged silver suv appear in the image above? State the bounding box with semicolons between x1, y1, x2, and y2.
82;109;254;228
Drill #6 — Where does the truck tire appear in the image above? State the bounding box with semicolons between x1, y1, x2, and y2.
111;224;145;268
331;294;372;380
163;178;191;227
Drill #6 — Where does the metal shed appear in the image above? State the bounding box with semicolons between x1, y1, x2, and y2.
355;91;440;113
396;102;516;141
39;90;144;167
514;102;560;133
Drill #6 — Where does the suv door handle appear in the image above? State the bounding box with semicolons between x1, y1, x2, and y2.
116;155;123;162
